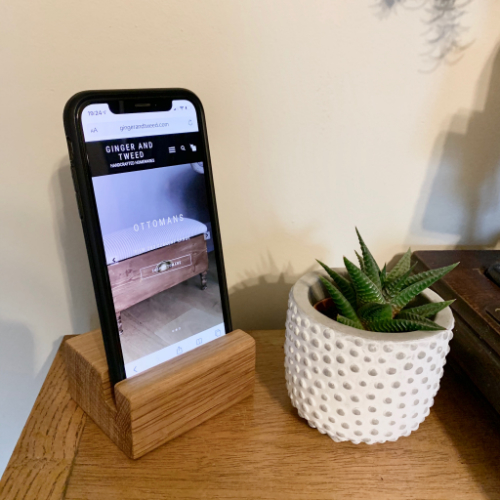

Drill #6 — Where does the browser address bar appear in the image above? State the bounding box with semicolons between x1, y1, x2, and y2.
83;117;199;142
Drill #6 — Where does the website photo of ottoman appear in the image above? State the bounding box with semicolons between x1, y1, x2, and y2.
93;161;225;370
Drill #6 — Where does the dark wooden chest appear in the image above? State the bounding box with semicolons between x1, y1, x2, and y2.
413;250;500;415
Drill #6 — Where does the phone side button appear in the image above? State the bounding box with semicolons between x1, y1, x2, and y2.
66;137;74;161
71;166;78;190
75;192;84;220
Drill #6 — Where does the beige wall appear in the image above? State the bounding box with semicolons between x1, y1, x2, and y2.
1;0;500;473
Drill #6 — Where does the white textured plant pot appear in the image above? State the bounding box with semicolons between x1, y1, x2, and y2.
285;271;455;444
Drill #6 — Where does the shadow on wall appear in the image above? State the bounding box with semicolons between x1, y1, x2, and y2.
1;159;100;473
411;44;500;247
373;0;473;67
49;159;100;334
0;318;60;473
229;227;328;331
373;0;413;18
229;253;300;331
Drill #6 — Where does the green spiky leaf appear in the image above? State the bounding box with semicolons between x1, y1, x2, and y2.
355;251;365;272
403;264;459;289
394;312;444;330
358;303;393;321
399;300;455;319
384;263;417;299
366;318;443;333
344;257;386;305
337;315;365;329
380;264;387;287
319;277;363;328
391;263;459;314
386;248;412;282
312;229;458;334
316;260;356;307
356;228;381;289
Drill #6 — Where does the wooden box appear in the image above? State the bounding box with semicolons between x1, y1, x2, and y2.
63;329;255;459
413;250;500;415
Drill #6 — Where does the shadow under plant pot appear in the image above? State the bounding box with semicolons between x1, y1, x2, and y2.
285;271;455;444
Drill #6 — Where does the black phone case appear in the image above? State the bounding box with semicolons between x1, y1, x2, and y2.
63;89;232;387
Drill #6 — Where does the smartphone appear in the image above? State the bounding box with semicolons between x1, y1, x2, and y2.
63;89;232;386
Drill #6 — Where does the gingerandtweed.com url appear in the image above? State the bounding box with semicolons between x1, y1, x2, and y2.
119;122;169;132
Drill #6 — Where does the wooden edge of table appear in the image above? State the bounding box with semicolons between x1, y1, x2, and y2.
3;328;500;500
0;329;257;498
0;336;86;500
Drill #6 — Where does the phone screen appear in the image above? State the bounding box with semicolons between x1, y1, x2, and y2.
80;100;227;378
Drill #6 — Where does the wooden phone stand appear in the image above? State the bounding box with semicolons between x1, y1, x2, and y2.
63;329;255;459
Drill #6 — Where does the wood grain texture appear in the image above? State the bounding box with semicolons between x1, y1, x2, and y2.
0;337;86;500
413;250;500;415
63;329;256;459
65;330;500;500
108;234;208;312
3;330;500;500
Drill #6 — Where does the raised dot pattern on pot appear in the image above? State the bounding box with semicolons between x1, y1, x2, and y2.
284;293;453;445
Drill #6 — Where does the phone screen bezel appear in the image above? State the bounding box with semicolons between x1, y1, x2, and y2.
64;89;232;386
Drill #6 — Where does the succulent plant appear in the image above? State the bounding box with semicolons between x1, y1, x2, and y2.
316;229;457;333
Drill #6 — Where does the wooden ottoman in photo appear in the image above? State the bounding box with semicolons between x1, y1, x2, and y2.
103;218;209;333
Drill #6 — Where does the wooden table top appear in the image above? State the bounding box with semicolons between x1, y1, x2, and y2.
1;329;500;500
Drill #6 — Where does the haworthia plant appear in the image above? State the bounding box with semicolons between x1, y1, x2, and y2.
316;229;457;333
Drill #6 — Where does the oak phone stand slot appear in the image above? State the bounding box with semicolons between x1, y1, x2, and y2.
63;329;255;459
